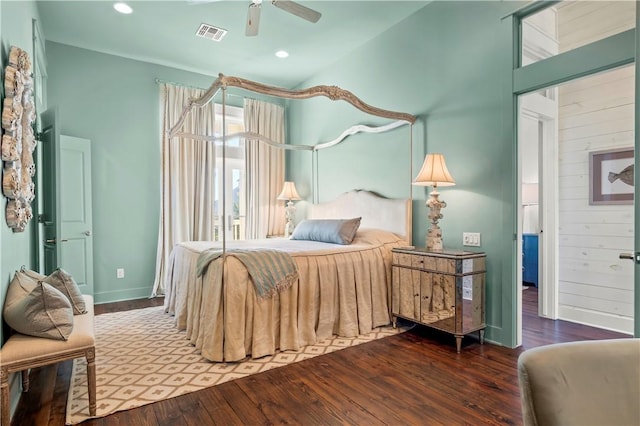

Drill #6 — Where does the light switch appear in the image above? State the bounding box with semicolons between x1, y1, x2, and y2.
463;232;481;247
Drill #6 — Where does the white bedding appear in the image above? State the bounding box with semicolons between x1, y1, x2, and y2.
164;228;407;361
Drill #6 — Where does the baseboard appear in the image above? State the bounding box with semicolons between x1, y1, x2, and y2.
482;324;513;348
93;286;154;304
558;305;634;335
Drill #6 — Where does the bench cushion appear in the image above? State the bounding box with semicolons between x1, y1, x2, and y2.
2;295;94;366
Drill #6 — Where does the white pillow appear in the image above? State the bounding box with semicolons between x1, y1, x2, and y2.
44;268;87;315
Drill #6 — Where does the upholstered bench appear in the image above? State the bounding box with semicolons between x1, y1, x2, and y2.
0;294;96;426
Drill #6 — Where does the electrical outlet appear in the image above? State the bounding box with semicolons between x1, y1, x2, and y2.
463;287;473;300
116;268;125;279
462;276;473;300
463;232;481;247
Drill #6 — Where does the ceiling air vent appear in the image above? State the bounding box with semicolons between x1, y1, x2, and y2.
196;23;228;42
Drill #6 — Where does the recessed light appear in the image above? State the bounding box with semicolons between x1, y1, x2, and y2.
114;2;133;14
275;50;289;59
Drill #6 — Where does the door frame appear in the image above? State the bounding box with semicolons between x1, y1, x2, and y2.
634;10;640;337
508;3;638;344
518;93;559;325
31;18;47;271
38;107;61;274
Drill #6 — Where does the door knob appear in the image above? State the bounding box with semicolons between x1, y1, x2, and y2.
83;230;92;236
619;253;634;260
45;238;56;244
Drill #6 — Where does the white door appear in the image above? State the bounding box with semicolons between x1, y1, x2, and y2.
59;135;94;294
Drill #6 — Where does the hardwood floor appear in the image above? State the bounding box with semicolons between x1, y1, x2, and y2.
520;287;627;349
10;290;629;425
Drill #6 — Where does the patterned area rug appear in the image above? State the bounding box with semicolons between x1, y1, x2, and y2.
66;306;406;425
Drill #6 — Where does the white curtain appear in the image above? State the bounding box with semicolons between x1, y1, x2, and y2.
152;84;216;296
244;98;286;239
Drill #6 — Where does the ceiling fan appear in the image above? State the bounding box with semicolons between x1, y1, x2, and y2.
246;0;321;36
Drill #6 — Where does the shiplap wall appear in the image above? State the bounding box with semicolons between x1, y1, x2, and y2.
556;1;635;334
558;1;635;53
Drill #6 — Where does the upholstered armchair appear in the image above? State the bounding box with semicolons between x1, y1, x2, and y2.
517;339;640;426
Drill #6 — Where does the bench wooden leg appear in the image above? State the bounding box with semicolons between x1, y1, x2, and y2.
86;348;97;417
20;370;29;393
1;368;9;426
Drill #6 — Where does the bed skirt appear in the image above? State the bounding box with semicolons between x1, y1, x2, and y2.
164;236;402;362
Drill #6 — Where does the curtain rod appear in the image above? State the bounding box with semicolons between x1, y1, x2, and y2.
154;78;244;98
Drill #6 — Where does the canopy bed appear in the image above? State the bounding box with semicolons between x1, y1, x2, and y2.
163;74;416;361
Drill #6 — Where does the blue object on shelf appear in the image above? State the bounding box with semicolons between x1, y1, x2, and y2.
523;234;538;287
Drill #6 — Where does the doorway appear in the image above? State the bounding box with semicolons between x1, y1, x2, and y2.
518;64;636;341
515;0;637;346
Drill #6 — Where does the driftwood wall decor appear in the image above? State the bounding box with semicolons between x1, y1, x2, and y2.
1;46;36;232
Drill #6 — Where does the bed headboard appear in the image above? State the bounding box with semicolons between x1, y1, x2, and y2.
308;190;412;242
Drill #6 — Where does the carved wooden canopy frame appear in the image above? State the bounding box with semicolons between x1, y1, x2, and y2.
168;73;415;144
166;73;416;250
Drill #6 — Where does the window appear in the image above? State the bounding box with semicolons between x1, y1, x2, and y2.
521;1;635;66
213;104;245;241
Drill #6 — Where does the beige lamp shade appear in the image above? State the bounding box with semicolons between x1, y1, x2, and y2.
413;153;456;187
277;181;301;201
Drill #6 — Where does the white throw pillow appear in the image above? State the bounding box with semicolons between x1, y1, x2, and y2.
44;268;87;315
3;272;74;341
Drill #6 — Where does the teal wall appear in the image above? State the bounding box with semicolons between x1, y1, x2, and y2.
0;0;42;416
45;42;220;303
0;0;41;342
288;1;520;346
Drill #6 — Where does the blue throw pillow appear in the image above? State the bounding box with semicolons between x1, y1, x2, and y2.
290;217;362;245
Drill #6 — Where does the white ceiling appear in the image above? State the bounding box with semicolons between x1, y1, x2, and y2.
37;1;428;87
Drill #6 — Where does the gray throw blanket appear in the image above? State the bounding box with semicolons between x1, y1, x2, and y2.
196;248;299;300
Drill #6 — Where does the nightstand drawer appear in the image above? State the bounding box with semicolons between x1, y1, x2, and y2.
393;252;457;273
392;252;413;267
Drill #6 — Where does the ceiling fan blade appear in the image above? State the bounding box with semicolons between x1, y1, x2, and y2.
245;2;261;37
271;0;321;23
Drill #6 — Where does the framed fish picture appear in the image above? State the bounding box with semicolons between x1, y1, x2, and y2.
589;148;635;205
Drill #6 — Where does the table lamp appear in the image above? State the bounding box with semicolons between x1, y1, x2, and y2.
413;153;456;251
277;181;301;237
